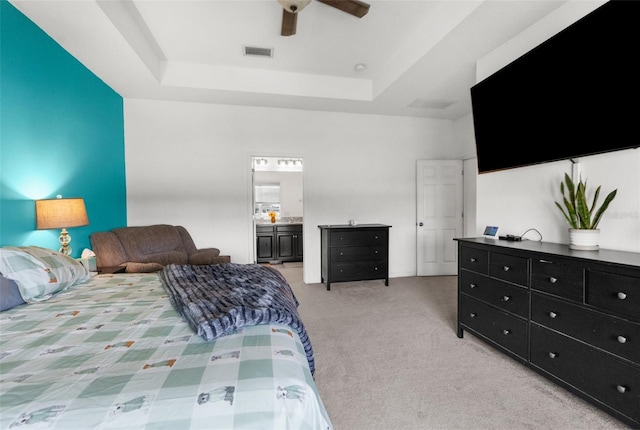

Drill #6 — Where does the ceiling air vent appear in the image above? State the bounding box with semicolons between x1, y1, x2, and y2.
243;46;274;58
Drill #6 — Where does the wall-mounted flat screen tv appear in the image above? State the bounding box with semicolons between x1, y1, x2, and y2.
471;0;639;174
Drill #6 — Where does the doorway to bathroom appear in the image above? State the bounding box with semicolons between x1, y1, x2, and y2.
252;156;304;265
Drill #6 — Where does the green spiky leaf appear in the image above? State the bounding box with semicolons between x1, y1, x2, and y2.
554;173;616;230
591;189;617;229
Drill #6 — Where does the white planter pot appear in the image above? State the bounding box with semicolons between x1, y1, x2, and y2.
569;228;600;251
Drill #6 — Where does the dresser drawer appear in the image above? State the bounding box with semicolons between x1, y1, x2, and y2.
460;270;528;318
460;295;528;359
531;325;640;423
490;252;528;286
330;261;387;282
532;293;640;363
586;270;640;320
459;246;489;274
256;225;274;234
330;246;386;262
276;225;302;233
531;259;583;302
329;229;387;246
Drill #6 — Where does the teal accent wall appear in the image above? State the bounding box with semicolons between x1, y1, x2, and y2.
1;0;127;257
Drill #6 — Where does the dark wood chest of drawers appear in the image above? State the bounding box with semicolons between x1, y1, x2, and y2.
318;224;391;291
456;238;640;427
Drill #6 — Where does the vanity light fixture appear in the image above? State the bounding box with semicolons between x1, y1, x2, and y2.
274;158;303;167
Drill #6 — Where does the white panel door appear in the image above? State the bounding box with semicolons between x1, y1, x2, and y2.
417;160;463;276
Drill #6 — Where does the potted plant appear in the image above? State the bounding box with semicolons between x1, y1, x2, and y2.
554;172;617;250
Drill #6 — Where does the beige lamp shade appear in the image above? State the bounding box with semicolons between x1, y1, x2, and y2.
35;198;89;230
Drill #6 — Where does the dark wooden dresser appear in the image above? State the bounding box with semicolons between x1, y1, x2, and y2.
318;224;391;291
455;237;640;427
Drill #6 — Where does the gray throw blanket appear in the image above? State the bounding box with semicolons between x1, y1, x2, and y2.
159;263;314;374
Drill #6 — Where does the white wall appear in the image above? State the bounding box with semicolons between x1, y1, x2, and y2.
124;99;460;283
474;151;639;251
452;113;479;238
467;0;640;253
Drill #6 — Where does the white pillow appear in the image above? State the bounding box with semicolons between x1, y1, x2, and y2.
0;246;90;303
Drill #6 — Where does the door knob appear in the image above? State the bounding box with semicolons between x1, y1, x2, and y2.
419;222;424;226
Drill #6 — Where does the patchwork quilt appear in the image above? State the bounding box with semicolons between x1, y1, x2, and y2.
0;273;332;430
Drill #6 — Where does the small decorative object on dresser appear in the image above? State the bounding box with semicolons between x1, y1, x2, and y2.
554;172;617;250
318;224;390;291
455;237;640;427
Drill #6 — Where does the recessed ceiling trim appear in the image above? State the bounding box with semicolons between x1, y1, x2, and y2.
408;98;455;110
162;62;373;101
97;0;167;81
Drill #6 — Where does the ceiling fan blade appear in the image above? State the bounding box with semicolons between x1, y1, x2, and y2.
317;0;370;18
281;9;297;36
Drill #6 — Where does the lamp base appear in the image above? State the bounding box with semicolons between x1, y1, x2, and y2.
59;228;72;256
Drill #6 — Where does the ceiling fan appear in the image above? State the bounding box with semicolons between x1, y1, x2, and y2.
278;0;370;36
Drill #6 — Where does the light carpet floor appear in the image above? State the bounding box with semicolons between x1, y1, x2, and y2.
273;265;630;430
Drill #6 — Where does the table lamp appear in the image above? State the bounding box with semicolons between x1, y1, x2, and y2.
35;196;89;256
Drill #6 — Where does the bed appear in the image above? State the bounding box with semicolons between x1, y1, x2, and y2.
0;246;332;430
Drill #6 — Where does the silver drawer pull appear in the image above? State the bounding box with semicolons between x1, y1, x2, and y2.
617;335;627;344
374;236;378;239
502;296;510;302
374;267;378;271
616;385;628;394
502;329;510;335
503;266;510;272
340;252;344;256
549;312;557;319
470;313;477;318
548;352;557;359
470;257;477;263
469;283;477;289
549;277;558;284
617;292;627;300
374;250;378;254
